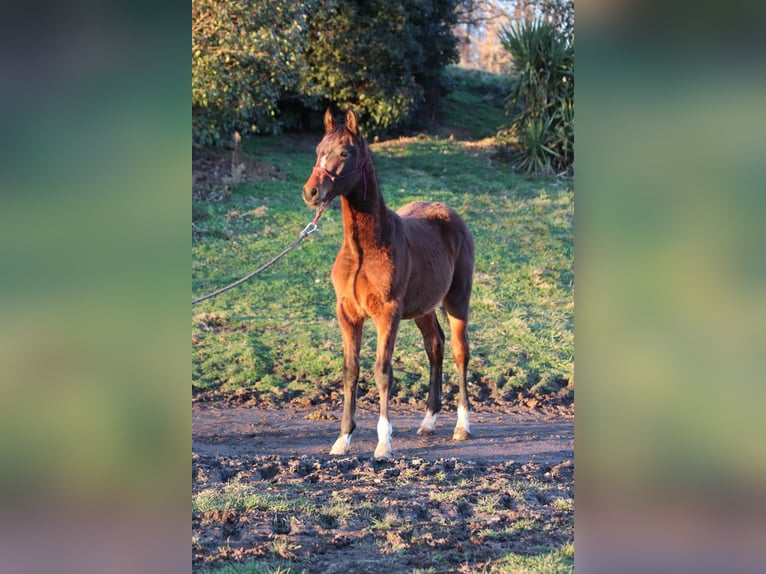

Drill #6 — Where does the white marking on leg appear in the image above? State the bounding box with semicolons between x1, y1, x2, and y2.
330;433;351;455
455;405;470;434
374;416;393;459
417;409;437;435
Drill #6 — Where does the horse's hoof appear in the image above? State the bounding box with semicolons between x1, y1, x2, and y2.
374;446;393;460
417;427;435;436
452;428;471;441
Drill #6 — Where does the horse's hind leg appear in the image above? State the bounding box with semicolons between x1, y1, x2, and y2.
445;233;473;440
415;311;444;435
330;303;363;455
444;299;471;440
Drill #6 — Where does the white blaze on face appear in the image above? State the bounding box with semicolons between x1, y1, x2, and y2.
456;405;470;433
330;433;351;455
319;154;328;170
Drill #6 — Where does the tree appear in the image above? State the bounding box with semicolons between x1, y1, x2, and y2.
192;0;319;146
192;0;460;145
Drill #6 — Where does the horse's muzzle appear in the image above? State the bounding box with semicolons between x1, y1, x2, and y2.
303;177;333;207
303;184;321;206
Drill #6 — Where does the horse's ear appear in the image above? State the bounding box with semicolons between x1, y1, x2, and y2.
324;108;336;133
345;109;358;135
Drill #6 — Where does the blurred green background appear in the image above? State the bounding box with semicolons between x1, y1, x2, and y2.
0;5;190;512
575;18;766;572
578;47;766;488
1;0;765;571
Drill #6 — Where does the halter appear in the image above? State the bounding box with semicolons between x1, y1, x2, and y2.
312;149;369;200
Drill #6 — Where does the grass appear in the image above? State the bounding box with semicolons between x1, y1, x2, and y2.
439;66;512;139
318;492;355;526
508;517;542;534
369;512;399;531
476;493;502;513
193;480;314;514
428;488;463;504
192;67;573;407
194;459;573;572
551;497;574;512
490;542;574;573
201;562;301;574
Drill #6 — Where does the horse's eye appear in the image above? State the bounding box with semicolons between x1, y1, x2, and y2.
340;151;349;159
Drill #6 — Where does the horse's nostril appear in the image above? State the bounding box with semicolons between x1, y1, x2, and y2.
310;187;319;198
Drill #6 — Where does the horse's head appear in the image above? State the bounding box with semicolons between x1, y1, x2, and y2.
303;108;368;208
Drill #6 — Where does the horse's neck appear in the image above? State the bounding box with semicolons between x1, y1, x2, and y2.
340;167;393;250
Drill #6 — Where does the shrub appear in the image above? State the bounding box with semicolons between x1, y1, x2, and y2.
191;0;317;146
497;14;574;176
192;0;460;145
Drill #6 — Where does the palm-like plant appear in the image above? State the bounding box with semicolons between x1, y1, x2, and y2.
499;18;573;176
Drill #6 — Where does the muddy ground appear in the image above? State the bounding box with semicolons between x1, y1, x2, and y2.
193;403;574;572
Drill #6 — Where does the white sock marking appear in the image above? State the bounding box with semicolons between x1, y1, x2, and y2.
330;433;351;455
420;409;437;432
375;416;393;457
456;405;470;433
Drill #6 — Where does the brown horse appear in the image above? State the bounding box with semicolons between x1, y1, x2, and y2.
302;109;474;459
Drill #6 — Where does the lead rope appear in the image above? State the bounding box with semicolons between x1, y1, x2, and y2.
192;206;326;306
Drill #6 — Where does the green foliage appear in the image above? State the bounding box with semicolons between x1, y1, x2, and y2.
192;0;317;146
497;12;574;176
444;66;513;104
300;0;459;132
192;0;460;145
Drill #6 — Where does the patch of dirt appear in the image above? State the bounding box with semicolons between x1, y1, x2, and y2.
193;403;573;571
194;404;572;463
192;383;574;418
459;137;500;154
192;147;285;201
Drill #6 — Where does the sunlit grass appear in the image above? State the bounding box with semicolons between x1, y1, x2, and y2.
193;81;573;406
193;480;315;514
476;493;502;513
201;561;302;574
490;542;574;573
551;497;573;512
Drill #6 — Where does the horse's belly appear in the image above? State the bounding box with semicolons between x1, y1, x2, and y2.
401;267;452;319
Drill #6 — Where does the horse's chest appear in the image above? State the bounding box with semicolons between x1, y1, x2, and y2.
331;250;397;316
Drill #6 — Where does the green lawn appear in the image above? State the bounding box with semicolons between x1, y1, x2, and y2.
192;71;573;408
438;65;512;139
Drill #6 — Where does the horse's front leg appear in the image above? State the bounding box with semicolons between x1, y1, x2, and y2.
330;302;363;455
372;306;401;460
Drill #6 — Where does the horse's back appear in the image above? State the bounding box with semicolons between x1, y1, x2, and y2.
397;201;473;254
397;200;461;224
